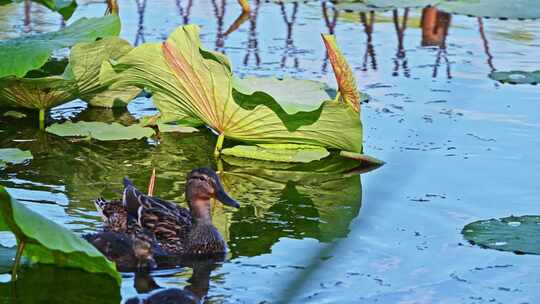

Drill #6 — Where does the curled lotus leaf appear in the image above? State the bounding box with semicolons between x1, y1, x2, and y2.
0;0;77;19
321;34;361;113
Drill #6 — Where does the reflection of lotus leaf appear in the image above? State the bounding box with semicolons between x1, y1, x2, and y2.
220;155;365;257
0;264;120;303
463;215;540;255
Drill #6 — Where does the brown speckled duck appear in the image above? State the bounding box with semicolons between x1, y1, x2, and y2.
84;168;239;269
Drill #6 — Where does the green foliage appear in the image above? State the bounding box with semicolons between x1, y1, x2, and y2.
0;148;33;167
0;15;120;79
46;121;155;141
222;144;330;163
0;34;139;110
462;215;540;255
102;25;367;158
0;187;121;283
489;70;540;85
0;0;77;20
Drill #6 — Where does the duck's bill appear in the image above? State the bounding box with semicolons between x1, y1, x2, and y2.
216;187;240;208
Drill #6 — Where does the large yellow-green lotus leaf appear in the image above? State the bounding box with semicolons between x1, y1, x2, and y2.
102;25;363;154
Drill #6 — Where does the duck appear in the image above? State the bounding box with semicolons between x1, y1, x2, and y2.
84;168;239;269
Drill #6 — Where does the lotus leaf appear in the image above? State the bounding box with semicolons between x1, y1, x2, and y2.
102;25;364;156
222;144;330;163
462;215;540;255
489;70;540;85
0;187;120;283
0;0;77;19
46;121;155;141
0;21;139;111
0;15;120;79
0;148;32;166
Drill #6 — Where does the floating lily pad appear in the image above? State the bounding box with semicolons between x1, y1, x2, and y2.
3;111;26;118
0;148;32;166
46;121;155;141
489;71;540;85
462;215;540;255
0;187;120;283
222;144;330;163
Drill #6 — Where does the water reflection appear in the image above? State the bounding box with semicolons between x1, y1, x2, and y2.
175;0;193;25
127;257;222;303
392;8;410;78
280;2;299;69
321;1;338;72
134;0;147;46
359;12;377;71
420;7;452;79
3;0;516;81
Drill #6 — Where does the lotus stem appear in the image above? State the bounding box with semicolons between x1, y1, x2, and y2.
214;133;225;158
238;0;250;13
38;109;45;130
11;239;25;280
147;168;156;196
334;91;341;102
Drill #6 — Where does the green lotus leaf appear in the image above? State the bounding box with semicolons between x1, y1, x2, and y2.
65;37;141;107
102;25;363;154
462;215;540;255
0;0;77;20
0;148;33;166
46;121;155;141
0;15;120;79
489;70;540;85
0;187;121;283
232;77;336;114
0;34;139;110
222;144;330;163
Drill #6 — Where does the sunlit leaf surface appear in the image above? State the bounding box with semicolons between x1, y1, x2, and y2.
46;121;155;141
102;25;364;154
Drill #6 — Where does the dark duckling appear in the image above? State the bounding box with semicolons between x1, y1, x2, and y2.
83;229;158;271
85;168;239;269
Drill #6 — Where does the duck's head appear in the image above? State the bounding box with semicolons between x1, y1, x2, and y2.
186;168;239;219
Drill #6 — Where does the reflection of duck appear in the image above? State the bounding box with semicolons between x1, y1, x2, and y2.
126;257;220;304
84;168;239;269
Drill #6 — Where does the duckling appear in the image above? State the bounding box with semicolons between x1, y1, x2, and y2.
86;168;239;265
83;228;158;271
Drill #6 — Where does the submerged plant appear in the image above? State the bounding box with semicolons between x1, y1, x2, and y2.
0;14;139;129
102;25;380;164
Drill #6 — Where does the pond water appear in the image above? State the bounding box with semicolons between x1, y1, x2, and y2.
1;1;540;303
